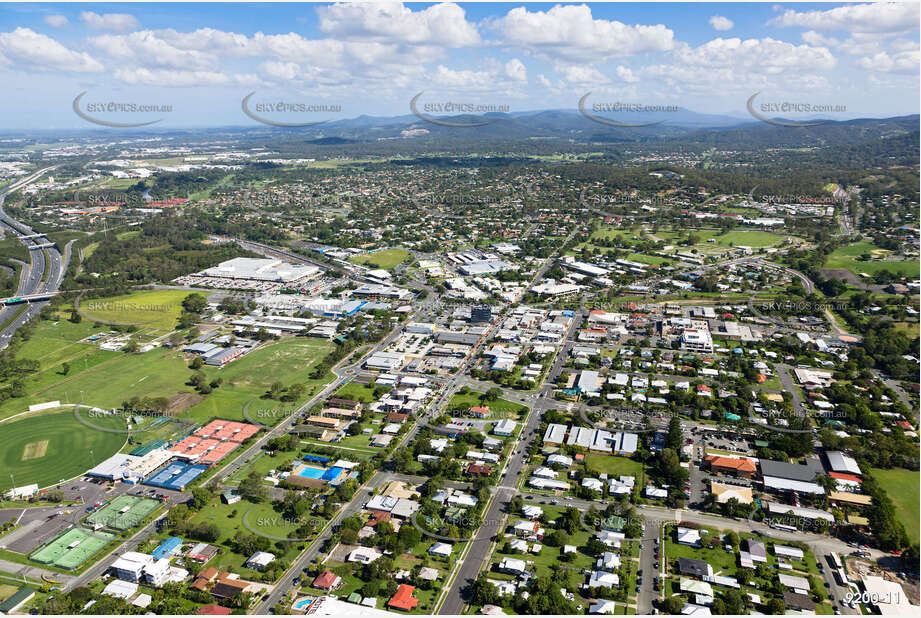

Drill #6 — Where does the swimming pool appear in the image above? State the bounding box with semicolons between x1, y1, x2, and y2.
297;465;344;481
294;598;312;609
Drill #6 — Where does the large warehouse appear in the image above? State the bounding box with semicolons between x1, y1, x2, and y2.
199;257;319;283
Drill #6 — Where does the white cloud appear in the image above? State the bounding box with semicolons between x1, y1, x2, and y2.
494;5;674;61
89;32;217;71
802;30;841;47
615;65;639;83
857;49;920;73
113;67;260;87
554;63;610;86
430;65;497;90
672;37;836;73
43;15;69;28
769;3;920;34
709;16;734;31
316;2;480;47
258;60;301;82
504;58;527;82
0;27;104;72
80;11;140;33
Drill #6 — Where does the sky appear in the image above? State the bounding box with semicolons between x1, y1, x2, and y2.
0;2;918;129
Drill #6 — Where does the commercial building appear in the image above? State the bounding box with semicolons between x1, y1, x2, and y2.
199;257;319;284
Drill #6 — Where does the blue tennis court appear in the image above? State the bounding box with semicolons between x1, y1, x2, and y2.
145;462;208;490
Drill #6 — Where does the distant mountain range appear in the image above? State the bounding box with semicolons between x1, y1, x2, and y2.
2;109;917;155
257;108;920;148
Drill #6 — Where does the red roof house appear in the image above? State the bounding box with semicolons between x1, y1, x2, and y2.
388;584;419;612
312;570;342;591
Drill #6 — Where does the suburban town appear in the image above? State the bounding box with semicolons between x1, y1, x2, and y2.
0;2;918;617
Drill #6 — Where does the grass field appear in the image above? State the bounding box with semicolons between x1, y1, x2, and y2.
584;454;645;479
332;381;380;403
0;345;194;422
712;230;790;247
187;337;337;423
348;248;410;270
825;241;920;278
79;289;189;331
0;409;125;489
871;467;920;544
447;391;528;419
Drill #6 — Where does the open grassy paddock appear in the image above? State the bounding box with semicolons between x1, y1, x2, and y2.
187;337;337;423
348;248;410;270
447;390;528;419
0;408;125;489
825;241;920;278
871;467;920;544
78;289;189;331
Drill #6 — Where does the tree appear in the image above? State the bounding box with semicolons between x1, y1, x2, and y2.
182;293;208;313
482;387;503;403
59;362;70;375
666;415;683;451
662;595;686;614
69;309;82;323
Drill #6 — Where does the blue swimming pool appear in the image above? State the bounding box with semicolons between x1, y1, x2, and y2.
294;598;312;609
297;466;344;481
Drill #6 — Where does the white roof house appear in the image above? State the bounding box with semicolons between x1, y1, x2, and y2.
595;552;621;571
826;451;861;475
774;545;805;560
590;599;618;614
522;505;543;519
588;571;619;588
102;579;138;600
498;557;528;575
493;419;517;436
245;551;276;570
429;542;452;558
348;547;383;564
677;527;701;546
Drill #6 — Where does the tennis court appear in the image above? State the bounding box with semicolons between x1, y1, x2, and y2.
144;462;208;490
30;527;114;569
85;495;159;531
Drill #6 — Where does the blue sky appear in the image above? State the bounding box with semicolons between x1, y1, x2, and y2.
0;2;917;129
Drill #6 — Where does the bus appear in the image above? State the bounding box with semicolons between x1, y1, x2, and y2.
829;552;843;569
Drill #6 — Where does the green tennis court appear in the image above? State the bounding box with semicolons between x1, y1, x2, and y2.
85;495;159;531
30;527;114;569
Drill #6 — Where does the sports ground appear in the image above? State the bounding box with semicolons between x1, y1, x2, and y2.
85;495;160;531
30;527;114;569
0;409;125;489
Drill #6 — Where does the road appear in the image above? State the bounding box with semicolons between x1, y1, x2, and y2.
438;311;584;614
0;167;68;349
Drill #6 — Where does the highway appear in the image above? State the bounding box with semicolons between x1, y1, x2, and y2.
0;168;69;349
